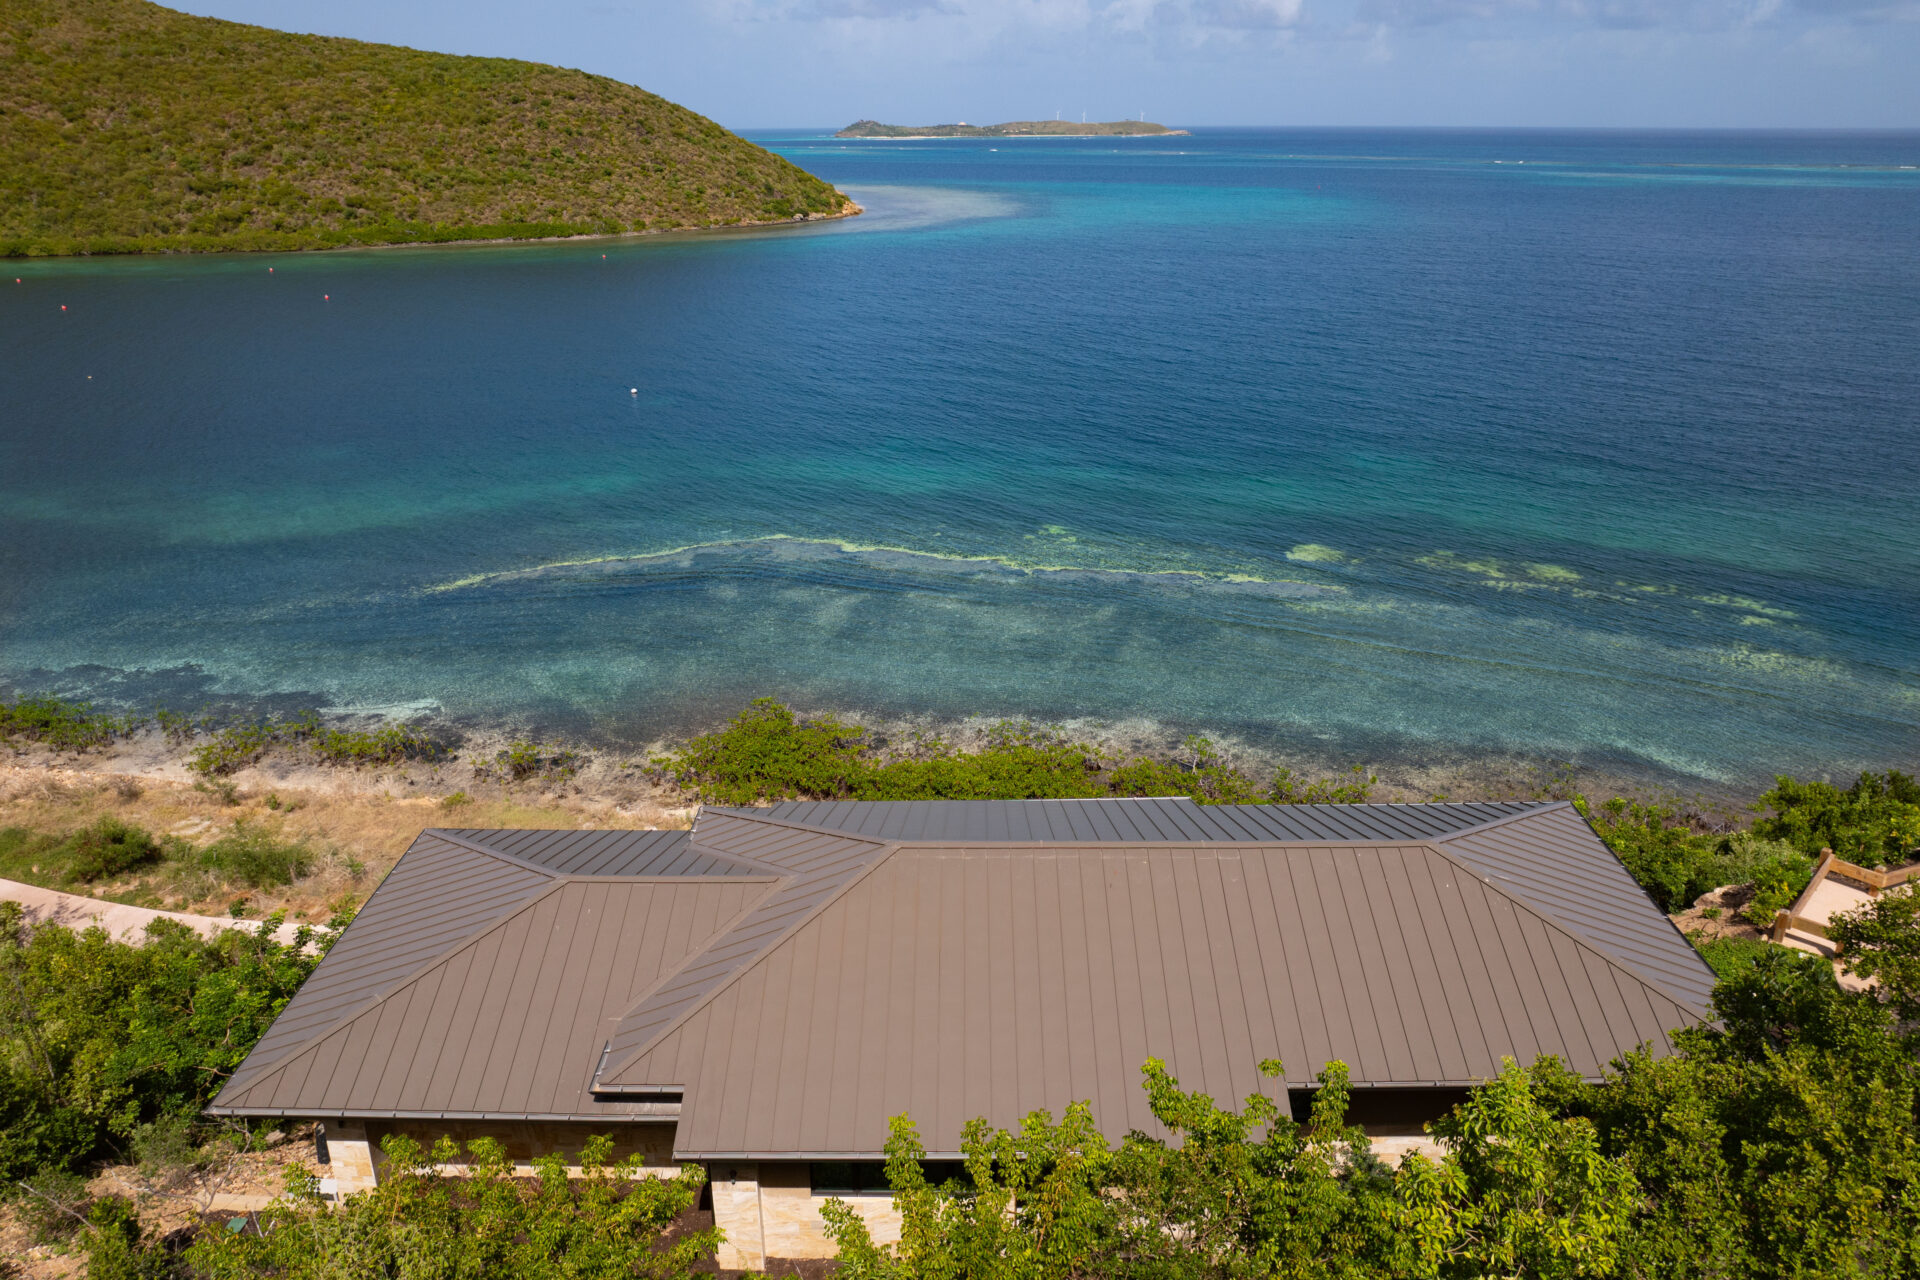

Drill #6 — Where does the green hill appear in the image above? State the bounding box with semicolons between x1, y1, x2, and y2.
0;0;855;256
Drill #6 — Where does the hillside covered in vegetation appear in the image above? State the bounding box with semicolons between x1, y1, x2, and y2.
0;0;854;255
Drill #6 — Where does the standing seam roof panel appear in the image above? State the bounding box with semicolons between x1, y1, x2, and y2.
648;843;1695;1155
222;838;556;1091
598;820;892;1082
1438;807;1716;1013
211;881;766;1118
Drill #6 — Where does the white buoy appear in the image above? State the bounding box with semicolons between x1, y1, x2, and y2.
630;388;638;395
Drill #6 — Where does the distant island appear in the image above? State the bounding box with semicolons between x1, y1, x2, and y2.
837;119;1188;138
1;0;856;256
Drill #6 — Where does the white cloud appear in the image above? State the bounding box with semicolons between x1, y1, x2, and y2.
711;0;1306;31
1354;0;1839;24
1189;0;1307;27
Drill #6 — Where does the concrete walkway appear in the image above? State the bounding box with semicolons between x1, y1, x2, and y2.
1;876;306;946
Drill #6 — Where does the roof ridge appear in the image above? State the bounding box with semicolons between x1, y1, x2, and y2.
419;828;578;877
1423;800;1569;843
211;875;771;1116
211;875;574;1111
1433;804;1715;1009
216;834;558;1093
1413;833;1711;1020
729;798;1554;845
594;839;902;1091
696;805;909;845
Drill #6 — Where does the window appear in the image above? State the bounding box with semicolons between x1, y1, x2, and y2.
810;1161;966;1194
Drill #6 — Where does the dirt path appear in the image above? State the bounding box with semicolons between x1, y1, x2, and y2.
1;874;306;944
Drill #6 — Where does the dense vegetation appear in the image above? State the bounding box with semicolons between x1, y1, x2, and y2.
837;119;1184;138
0;817;325;904
1581;772;1920;917
172;710;446;777
179;1136;715;1280
0;903;337;1186
1;693;448;777
650;698;1376;806
0;695;136;752
0;0;853;256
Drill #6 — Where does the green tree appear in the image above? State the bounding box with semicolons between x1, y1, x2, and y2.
1112;1058;1395;1280
0;903;334;1179
823;1106;1116;1280
1828;885;1920;1026
187;1132;716;1278
1752;772;1920;866
1389;1061;1639;1280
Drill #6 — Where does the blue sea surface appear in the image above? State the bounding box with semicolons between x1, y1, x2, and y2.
3;129;1917;785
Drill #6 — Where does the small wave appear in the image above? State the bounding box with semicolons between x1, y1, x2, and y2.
423;535;1340;599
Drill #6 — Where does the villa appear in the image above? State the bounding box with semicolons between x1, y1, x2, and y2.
209;797;1716;1270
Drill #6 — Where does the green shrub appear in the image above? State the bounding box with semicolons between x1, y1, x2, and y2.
1690;933;1776;981
186;1133;717;1278
0;695;134;752
1271;762;1377;804
199;822;313;887
1828;884;1920;1023
64;818;167;884
658;699;1378;808
0;1069;98;1184
305;722;441;767
0;902;337;1182
854;722;1107;801
189;722;275;776
491;739;583;783
1584;799;1817;916
1108;735;1269;803
188;712;446;776
81;1194;170;1280
1584;798;1725;912
1752;771;1920;866
654;698;870;803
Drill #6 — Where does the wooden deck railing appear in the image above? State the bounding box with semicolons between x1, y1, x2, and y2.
1770;848;1920;945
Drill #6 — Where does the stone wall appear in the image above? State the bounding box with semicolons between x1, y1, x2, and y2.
708;1161;904;1269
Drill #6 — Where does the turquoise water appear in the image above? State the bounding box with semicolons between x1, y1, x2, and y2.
3;129;1917;784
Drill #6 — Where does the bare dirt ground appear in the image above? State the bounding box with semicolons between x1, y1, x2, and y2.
1668;882;1773;946
0;730;694;920
2;1126;325;1279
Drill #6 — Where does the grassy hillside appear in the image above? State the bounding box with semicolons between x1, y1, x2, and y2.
0;0;854;255
838;119;1185;138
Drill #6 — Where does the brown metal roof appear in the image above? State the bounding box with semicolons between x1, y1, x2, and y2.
595;815;893;1084
212;800;1715;1141
213;877;770;1119
1435;805;1717;1012
438;827;749;877
603;840;1700;1156
221;832;557;1099
748;798;1544;844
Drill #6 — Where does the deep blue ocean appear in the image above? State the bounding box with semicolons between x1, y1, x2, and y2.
3;129;1917;786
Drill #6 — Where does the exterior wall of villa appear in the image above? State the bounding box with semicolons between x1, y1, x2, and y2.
319;1122;381;1196
709;1160;905;1269
321;1120;680;1189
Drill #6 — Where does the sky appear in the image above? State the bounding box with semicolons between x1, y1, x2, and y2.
177;0;1920;129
